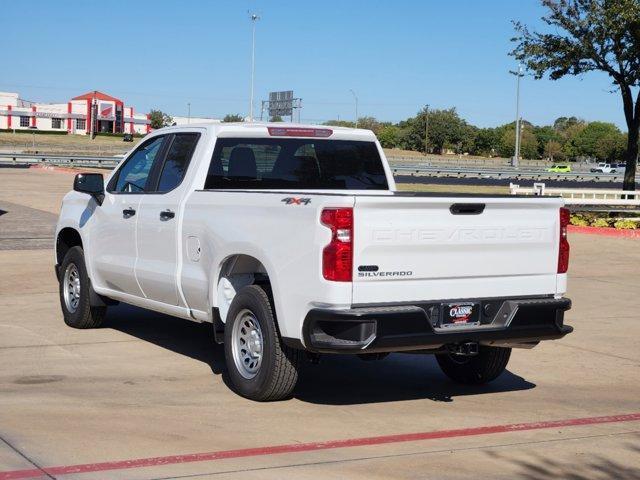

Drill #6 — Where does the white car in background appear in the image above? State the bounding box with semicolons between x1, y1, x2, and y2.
590;163;617;173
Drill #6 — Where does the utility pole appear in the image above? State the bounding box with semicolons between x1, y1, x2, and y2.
90;98;97;139
518;116;524;157
511;64;524;168
349;89;358;128
187;102;191;124
249;12;260;121
424;104;430;156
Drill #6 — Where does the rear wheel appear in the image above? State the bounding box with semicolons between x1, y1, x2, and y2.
436;346;511;385
59;246;106;329
224;284;301;401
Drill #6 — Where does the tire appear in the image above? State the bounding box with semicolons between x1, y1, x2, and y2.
436;346;511;385
59;246;106;329
224;284;301;401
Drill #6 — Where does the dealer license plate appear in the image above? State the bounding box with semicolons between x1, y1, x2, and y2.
440;302;480;328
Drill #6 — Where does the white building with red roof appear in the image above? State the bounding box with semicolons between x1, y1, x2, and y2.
0;90;219;135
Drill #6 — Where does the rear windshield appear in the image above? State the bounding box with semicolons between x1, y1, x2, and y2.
204;138;388;190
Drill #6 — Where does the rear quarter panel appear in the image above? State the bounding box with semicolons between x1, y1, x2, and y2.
180;190;354;339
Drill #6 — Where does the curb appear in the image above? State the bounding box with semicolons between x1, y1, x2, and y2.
569;225;640;239
29;164;86;174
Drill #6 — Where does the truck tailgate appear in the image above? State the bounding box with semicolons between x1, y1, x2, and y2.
352;195;563;305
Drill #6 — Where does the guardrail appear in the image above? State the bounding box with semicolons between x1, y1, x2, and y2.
0;152;637;185
386;155;559;168
386;155;610;172
391;165;636;183
0;152;121;169
510;183;640;208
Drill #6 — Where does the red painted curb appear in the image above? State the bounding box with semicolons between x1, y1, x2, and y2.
1;412;639;479
28;165;81;175
569;225;640;239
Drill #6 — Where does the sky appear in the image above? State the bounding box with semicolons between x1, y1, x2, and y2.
1;0;631;130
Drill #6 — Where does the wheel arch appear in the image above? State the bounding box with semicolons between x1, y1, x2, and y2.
212;253;277;324
56;227;83;266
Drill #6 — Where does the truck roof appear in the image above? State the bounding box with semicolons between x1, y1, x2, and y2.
157;121;378;142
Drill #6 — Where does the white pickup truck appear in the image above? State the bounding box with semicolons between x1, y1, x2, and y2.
55;123;572;401
589;163;617;174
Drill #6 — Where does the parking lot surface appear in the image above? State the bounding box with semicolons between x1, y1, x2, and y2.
0;168;639;479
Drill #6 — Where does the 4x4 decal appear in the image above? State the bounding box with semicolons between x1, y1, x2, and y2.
281;197;311;205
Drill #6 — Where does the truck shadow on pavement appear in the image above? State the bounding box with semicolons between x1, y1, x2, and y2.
295;355;535;405
104;303;535;405
104;303;226;375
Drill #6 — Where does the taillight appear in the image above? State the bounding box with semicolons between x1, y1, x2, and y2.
321;208;353;282
558;207;570;273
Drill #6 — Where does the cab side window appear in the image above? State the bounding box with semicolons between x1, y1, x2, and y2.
109;136;165;193
156;133;200;192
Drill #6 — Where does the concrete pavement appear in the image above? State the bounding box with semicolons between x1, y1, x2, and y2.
0;168;639;479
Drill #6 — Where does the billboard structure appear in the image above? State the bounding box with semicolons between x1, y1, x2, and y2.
261;91;302;122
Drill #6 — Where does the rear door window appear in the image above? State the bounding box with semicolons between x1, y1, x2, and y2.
156;133;200;192
205;138;388;190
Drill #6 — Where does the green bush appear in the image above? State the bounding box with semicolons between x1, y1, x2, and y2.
591;218;611;228
613;220;637;230
570;214;589;226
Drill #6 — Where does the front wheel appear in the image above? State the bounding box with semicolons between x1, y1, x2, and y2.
223;284;302;401
58;246;106;329
436;346;511;385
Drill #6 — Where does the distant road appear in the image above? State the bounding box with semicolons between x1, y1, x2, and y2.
0;152;636;188
394;175;628;189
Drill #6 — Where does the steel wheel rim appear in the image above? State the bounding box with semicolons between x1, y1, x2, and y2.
63;263;81;314
231;309;264;379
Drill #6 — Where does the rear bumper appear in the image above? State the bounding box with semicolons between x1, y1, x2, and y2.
302;296;572;354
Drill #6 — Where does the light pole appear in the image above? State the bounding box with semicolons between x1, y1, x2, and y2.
349;89;358;128
511;64;524;167
187;102;191;124
424;104;430;156
249;13;260;121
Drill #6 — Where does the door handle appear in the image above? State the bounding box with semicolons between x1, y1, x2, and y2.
122;208;136;218
160;209;175;221
450;203;485;215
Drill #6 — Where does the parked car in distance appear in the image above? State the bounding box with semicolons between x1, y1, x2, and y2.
547;164;571;173
590;163;617;173
54;122;573;401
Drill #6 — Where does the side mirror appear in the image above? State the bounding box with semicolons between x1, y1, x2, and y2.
74;173;105;205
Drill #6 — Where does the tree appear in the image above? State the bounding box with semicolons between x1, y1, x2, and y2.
534;125;562;157
355;116;382;134
401;107;473;154
544;140;564;161
269;115;283;122
323;120;355;128
594;129;627;161
472;128;501;156
377;125;401;148
572;121;625;159
561;122;588;158
425;108;470;153
148;109;173;129
512;0;640;190
223;114;244;123
498;125;539;159
553;116;584;132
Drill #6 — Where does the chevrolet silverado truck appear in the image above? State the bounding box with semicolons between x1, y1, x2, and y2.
55;123;573;401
